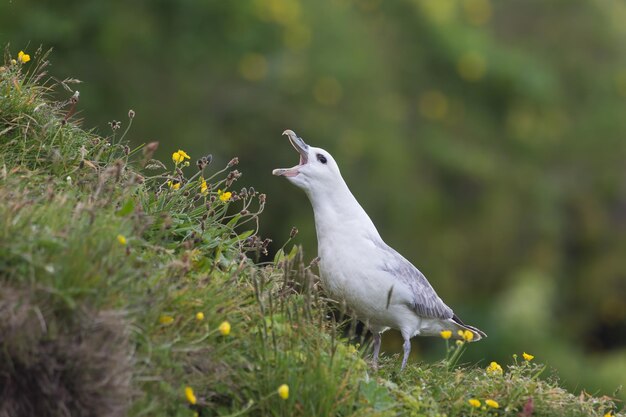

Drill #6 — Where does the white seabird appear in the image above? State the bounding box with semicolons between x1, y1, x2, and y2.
273;129;486;370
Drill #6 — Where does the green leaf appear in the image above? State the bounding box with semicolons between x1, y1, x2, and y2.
116;198;135;217
274;248;284;264
287;244;298;260
226;214;242;228
359;380;395;411
237;230;254;241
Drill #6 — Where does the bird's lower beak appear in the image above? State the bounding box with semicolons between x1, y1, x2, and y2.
272;129;309;177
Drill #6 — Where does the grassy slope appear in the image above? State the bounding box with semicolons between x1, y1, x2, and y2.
0;50;623;417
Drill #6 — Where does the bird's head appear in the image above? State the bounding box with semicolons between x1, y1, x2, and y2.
272;129;342;193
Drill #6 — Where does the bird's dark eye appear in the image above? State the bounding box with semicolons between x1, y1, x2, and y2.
316;154;327;164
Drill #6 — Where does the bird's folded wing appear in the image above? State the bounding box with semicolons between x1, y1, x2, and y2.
377;243;453;320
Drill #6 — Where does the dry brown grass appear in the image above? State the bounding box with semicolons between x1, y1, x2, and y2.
0;287;133;417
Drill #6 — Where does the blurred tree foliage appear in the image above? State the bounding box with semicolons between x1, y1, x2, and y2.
3;0;626;398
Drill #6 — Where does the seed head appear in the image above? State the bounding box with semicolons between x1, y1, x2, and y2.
309;256;321;267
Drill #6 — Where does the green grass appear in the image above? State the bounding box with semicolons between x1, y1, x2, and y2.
1;48;623;417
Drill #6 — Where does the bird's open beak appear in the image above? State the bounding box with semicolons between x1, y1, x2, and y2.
272;129;309;177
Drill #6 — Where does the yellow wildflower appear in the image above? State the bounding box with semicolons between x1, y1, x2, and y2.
172;149;190;164
277;384;289;400
218;189;232;202
116;234;127;245
196;312;205;321
456;329;474;341
219;321;231;336
485;399;499;408
167;180;181;190
462;330;474;341
184;386;197;405
604;412;613;417
440;330;452;340
159;315;174;325
18;51;31;63
486;361;503;375
468;399;481;408
200;178;208;195
523;352;534;361
11;59;17;65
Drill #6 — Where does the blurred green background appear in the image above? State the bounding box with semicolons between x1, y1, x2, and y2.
3;0;625;400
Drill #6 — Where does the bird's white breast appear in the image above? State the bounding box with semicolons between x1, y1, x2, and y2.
305;174;423;334
317;229;417;333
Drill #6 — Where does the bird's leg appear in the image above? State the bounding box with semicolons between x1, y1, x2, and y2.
400;338;411;371
372;332;382;370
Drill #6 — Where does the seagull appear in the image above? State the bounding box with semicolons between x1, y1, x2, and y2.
272;130;486;370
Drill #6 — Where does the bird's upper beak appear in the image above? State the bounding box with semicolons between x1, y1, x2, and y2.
272;129;309;177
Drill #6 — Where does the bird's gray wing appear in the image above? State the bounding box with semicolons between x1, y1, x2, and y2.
375;239;453;320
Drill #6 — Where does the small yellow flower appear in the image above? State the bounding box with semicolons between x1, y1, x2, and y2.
486;361;503;375
485;399;499;408
218;189;232;202
18;51;31;63
159;315;174;325
116;234;127;245
523;352;534;361
219;321;231;336
196;312;205;321
604;412;613;417
462;330;474;342
440;330;452;340
468;398;481;408
11;59;17;65
184;386;197;405
172;149;190;164
167;180;181;190
200;178;208;195
277;384;289;400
